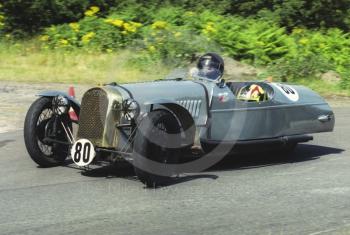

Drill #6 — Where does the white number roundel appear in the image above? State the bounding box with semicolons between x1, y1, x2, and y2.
274;83;299;102
71;139;96;167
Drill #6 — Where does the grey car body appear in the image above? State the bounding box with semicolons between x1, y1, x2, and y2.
36;77;335;152
143;80;331;136
26;75;334;186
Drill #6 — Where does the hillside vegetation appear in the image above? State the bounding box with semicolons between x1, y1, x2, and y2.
0;1;349;95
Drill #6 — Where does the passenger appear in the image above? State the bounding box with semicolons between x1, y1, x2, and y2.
237;84;267;102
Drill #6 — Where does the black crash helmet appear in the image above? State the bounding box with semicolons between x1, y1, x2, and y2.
196;53;224;80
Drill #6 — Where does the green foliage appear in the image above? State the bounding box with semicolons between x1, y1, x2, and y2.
1;2;350;88
340;68;350;89
41;8;217;64
137;24;214;66
0;4;4;34
42;15;143;51
264;28;350;83
204;16;292;65
266;55;331;82
0;0;112;36
228;0;350;31
2;0;350;36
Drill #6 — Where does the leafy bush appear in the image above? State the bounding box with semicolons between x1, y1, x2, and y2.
137;21;216;66
228;0;350;31
42;8;143;51
264;28;350;82
2;0;350;37
3;3;350;86
204;16;293;65
0;0;112;36
266;55;331;82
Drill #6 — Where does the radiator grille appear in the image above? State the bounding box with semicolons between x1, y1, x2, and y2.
77;88;109;140
177;99;202;118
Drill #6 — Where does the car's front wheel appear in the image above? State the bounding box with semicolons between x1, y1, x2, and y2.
133;110;181;188
24;97;72;167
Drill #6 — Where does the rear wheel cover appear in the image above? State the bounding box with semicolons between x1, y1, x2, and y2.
133;110;181;187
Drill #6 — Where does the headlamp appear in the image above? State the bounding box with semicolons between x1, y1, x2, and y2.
52;95;70;115
122;98;140;120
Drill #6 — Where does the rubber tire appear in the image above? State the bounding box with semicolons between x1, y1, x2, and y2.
24;97;71;167
201;142;218;154
133;110;181;188
281;142;298;153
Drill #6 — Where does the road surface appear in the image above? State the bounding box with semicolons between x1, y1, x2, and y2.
0;108;349;235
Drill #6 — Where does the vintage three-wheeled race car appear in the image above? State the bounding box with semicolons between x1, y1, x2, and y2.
24;53;335;187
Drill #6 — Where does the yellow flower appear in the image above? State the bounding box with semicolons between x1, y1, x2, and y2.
104;18;113;24
203;22;217;34
60;39;69;46
69;22;80;32
0;15;5;28
84;6;100;17
39;35;49;42
123;22;137;33
299;38;309;45
112;19;124;27
105;18;125;28
148;45;156;52
293;28;304;34
81;32;96;44
151;21;168;30
174;32;182;38
84;10;94;17
131;21;143;28
90;6;100;14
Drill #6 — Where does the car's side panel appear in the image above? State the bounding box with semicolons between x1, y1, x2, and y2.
202;82;334;142
207;103;334;141
122;81;209;126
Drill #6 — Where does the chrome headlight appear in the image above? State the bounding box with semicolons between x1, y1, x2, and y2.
52;95;70;115
122;98;140;120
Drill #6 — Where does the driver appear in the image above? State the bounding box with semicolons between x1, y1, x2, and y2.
191;53;224;81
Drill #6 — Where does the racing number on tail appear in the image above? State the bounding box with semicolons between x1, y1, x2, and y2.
280;85;295;95
274;83;299;102
71;139;96;166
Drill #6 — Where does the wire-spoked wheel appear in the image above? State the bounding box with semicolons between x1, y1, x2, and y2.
24;97;72;167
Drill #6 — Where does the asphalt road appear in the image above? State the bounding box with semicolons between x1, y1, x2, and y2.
0;108;349;235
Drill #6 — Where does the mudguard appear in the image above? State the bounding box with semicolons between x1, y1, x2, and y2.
37;91;81;116
145;99;196;147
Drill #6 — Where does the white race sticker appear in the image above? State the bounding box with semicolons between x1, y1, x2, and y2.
274;83;299;102
71;139;96;167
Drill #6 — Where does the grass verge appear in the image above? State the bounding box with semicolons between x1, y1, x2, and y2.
0;42;170;85
0;42;349;97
